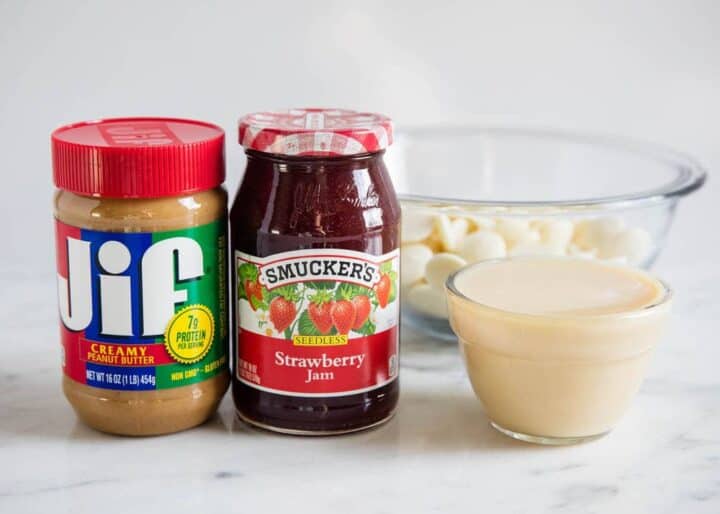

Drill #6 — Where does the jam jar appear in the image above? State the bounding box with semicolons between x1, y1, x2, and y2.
231;108;401;435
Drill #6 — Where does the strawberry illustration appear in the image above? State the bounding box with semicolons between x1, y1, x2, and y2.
238;263;263;308
331;300;356;335
244;280;263;310
308;291;334;334
351;295;371;330
269;296;297;333
374;273;392;308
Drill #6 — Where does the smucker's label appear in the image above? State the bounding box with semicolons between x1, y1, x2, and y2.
235;249;400;396
55;220;228;391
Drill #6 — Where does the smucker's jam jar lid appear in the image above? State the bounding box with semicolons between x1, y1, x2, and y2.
52;117;225;198
238;108;393;157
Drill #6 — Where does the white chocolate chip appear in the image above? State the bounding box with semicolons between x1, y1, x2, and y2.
459;231;507;263
425;252;467;290
599;227;652;264
435;215;469;252
400;244;434;287
495;218;540;249
573;217;625;251
536;219;574;249
406;283;449;319
401;209;435;243
450;218;471;250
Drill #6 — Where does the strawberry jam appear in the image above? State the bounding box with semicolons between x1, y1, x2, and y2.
231;109;400;434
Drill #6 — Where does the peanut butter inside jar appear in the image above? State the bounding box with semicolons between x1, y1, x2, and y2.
55;189;229;436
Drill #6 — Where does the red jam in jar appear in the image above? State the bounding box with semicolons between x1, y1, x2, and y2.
230;108;401;434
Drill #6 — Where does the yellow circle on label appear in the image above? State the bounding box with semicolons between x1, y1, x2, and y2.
164;304;215;364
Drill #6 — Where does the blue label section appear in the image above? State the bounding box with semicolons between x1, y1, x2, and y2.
85;362;157;391
81;229;156;344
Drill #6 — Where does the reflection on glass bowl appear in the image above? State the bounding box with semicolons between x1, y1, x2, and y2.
386;127;706;340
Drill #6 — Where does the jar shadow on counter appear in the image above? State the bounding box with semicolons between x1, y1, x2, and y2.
218;387;537;451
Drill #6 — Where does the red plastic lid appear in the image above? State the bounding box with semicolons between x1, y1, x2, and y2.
238;108;393;157
52;117;225;198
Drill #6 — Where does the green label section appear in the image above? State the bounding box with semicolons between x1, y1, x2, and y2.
153;221;228;389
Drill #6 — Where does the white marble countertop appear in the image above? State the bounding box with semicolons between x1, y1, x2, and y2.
2;191;719;514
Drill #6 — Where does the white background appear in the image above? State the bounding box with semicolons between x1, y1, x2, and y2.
1;0;718;274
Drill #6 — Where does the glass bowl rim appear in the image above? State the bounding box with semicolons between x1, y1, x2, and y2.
395;125;707;210
444;256;673;323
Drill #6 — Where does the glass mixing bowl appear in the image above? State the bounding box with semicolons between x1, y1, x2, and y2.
387;127;706;340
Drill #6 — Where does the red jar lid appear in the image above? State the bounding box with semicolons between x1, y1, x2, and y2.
238;108;393;157
52;117;225;198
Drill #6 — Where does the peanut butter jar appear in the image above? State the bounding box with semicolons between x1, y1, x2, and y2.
52;118;229;436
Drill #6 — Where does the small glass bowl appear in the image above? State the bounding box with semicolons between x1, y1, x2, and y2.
388;126;705;339
445;257;673;445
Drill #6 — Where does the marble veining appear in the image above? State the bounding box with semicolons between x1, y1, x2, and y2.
1;228;719;513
